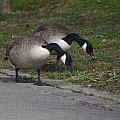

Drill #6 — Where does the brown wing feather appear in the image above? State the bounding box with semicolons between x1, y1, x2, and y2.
33;21;70;39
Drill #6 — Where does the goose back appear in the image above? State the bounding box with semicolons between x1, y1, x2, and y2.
33;21;70;40
33;21;71;51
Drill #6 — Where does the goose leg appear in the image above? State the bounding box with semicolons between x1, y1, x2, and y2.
36;69;42;85
15;68;19;82
34;69;47;86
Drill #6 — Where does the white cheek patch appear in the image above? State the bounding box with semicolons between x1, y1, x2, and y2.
82;43;87;51
60;54;67;64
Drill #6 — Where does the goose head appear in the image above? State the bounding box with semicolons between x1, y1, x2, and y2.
62;33;95;59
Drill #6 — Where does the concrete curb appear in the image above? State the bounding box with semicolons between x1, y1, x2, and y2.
1;68;120;103
54;83;120;103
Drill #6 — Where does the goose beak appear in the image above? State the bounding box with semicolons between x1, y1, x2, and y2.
91;56;95;59
3;57;8;60
90;56;97;61
66;62;73;69
67;65;72;69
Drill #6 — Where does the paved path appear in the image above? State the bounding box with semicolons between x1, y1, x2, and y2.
0;69;120;120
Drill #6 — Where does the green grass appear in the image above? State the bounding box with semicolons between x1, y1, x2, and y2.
0;0;120;93
12;0;46;10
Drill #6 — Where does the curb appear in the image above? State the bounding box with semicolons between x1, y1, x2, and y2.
54;83;120;103
1;69;120;103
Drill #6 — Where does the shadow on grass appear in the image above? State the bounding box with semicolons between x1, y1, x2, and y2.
41;63;68;72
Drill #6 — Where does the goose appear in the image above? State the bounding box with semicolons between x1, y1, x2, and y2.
32;21;95;59
32;21;70;51
4;36;72;85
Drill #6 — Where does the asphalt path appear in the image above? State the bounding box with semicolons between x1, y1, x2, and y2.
0;72;120;120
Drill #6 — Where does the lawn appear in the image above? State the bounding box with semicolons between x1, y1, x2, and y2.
0;0;120;93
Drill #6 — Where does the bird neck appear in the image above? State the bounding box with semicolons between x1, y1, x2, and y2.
42;43;65;59
63;38;73;45
63;33;86;47
73;35;86;47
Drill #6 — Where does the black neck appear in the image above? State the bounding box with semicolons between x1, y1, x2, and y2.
63;33;86;47
63;38;73;45
42;43;65;57
72;34;86;47
74;37;86;47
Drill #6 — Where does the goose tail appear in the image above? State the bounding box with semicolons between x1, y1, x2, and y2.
3;56;8;60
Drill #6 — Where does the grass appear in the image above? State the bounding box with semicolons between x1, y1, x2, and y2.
0;0;120;93
12;0;47;10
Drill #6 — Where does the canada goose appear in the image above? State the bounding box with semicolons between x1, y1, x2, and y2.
32;21;95;59
4;36;72;85
32;21;70;51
